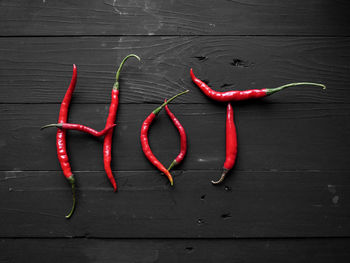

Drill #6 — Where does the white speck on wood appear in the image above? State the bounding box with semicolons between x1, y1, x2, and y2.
332;195;339;205
4;175;17;180
107;0;128;15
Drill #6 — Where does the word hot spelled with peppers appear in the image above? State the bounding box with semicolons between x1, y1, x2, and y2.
41;56;326;218
41;55;140;218
191;68;326;184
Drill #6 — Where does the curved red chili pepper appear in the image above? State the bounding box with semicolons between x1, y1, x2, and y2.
104;54;140;191
140;90;189;185
41;123;116;137
57;64;77;218
190;68;326;102
164;100;187;171
212;103;237;184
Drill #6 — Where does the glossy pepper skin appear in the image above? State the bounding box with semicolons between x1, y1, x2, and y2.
190;68;326;102
103;54;140;191
57;64;77;218
103;87;119;191
41;123;116;137
141;113;174;185
212;103;237;184
164;100;187;171
140;90;189;185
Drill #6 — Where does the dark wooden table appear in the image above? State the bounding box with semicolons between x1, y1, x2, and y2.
1;1;350;262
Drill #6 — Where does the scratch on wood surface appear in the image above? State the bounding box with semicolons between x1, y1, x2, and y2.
197;157;220;163
225;0;260;7
181;112;222;116
111;41;170;50
153;38;194;57
104;0;128;15
225;0;290;8
112;0;125;15
1;175;17;181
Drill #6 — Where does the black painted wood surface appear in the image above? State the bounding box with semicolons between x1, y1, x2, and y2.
1;238;350;263
1;0;350;36
1;170;349;237
0;0;349;262
0;37;346;104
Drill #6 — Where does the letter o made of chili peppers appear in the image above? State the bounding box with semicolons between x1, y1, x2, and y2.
140;90;189;185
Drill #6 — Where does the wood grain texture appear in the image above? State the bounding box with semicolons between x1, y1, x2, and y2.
0;103;349;172
0;36;346;104
1;0;350;259
0;170;349;237
1;238;350;263
0;0;349;36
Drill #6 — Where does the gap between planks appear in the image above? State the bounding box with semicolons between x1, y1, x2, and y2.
1;35;350;38
1;236;350;240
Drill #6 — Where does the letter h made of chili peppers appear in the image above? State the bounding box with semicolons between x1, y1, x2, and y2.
41;55;140;219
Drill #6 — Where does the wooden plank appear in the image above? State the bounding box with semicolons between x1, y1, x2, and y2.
1;238;350;263
0;0;349;36
0;36;346;104
0;170;349;237
0;103;349;172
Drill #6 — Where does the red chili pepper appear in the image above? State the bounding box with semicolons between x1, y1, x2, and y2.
41;123;116;137
164;100;187;171
57;64;77;219
212;103;237;184
190;68;326;102
104;54;140;191
140;90;189;185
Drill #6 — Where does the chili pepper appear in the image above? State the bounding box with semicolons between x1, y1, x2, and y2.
57;64;77;219
164;100;187;171
190;68;326;102
140;90;189;185
212;103;237;184
41;123;116;137
104;54;140;191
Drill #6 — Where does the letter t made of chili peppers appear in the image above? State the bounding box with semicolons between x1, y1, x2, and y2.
212;103;237;185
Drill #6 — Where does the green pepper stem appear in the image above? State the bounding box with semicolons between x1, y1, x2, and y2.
40;123;62;130
65;176;76;219
211;168;229;185
167;159;178;172
153;90;189;115
266;82;326;96
114;54;141;90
